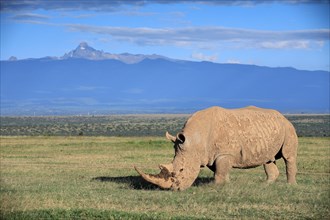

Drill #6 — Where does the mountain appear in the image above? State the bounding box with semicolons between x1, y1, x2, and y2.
61;42;106;60
8;56;18;61
1;44;329;115
60;42;171;64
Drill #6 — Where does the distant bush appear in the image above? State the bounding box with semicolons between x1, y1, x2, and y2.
0;114;328;137
285;115;330;137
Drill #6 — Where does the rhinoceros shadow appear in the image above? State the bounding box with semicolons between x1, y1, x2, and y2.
91;176;213;190
92;176;158;190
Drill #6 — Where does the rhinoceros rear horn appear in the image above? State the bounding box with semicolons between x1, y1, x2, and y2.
166;131;176;143
134;164;174;189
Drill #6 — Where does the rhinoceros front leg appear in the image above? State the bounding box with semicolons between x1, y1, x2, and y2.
263;162;279;183
214;156;232;184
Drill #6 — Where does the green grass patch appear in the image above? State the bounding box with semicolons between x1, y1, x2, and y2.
1;209;204;220
1;136;329;219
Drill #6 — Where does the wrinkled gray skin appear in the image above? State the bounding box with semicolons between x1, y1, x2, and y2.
135;106;298;191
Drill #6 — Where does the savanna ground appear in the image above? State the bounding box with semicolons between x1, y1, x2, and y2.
0;115;329;219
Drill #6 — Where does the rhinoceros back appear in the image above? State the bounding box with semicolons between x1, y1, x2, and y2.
207;106;292;168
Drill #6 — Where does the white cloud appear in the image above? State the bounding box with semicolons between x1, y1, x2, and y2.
258;40;310;49
11;13;49;21
60;86;110;92
226;59;241;64
2;0;328;12
10;16;329;50
65;24;329;50
191;52;218;62
76;86;101;91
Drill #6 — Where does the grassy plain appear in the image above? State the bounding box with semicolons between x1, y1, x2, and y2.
1;136;329;219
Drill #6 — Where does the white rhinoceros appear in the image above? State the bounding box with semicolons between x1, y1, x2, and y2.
135;106;298;190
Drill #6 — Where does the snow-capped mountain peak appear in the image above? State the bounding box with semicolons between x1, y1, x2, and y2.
60;42;171;64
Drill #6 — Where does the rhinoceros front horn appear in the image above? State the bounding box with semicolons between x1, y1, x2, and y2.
134;164;175;189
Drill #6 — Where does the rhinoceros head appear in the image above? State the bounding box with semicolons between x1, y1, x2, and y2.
135;131;202;190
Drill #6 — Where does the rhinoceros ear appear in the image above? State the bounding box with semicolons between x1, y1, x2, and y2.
177;132;185;144
166;131;176;143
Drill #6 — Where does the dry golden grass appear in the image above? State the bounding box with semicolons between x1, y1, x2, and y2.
0;136;329;219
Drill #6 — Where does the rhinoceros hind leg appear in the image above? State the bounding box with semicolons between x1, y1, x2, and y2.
263;162;279;183
214;156;232;184
282;124;298;184
283;157;297;184
282;127;298;184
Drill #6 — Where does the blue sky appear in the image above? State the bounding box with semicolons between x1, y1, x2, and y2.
1;0;329;71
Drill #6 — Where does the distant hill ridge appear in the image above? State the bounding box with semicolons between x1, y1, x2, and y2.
1;43;329;115
8;42;172;64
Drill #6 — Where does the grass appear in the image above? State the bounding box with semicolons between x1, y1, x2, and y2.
0;136;329;219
